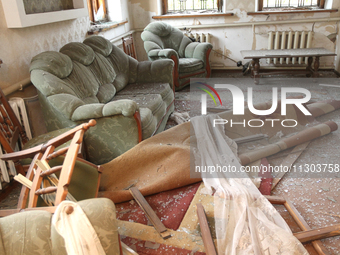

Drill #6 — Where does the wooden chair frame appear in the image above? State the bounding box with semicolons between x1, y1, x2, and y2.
0;88;29;175
266;195;340;255
0;120;101;217
122;36;137;59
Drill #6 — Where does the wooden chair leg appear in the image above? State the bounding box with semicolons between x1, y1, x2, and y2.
197;203;217;255
284;199;331;255
265;195;332;255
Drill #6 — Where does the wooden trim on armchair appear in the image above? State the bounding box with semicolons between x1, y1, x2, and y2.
170;55;179;88
206;48;212;78
134;111;143;143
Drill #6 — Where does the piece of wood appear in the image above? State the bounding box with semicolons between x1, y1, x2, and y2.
35;159;51;171
294;224;340;243
14;174;32;189
196;203;217;255
129;187;171;239
271;141;310;190
284;199;331;255
265;195;286;204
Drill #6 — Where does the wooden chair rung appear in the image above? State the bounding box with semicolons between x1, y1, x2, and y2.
40;165;63;177
35;186;57;195
47;147;69;160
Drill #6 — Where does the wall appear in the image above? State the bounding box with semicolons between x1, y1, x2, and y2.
129;0;340;71
0;2;90;89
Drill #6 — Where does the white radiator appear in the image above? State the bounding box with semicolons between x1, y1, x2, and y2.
188;33;212;43
0;97;32;189
267;31;313;65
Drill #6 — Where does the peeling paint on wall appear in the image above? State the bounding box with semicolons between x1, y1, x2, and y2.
129;0;158;13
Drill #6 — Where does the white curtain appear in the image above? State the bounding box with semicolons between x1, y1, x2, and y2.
191;115;308;255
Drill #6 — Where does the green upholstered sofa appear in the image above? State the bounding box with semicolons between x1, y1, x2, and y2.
141;21;213;91
30;36;175;165
0;198;120;255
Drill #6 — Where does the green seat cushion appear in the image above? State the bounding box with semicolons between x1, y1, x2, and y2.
48;156;99;201
0;210;53;255
117;82;174;111
178;58;204;73
23;128;73;150
20;127;73;166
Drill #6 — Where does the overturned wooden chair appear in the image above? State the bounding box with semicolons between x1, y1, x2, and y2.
0;87;73;183
0;119;101;217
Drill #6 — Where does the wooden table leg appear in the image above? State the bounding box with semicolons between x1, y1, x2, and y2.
313;56;320;77
306;56;313;77
253;58;260;85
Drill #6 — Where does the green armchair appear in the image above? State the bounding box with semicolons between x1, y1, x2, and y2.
30;36;175;165
141;21;213;91
0;198;121;255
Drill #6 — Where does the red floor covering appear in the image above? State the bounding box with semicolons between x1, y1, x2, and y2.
116;182;203;254
116;182;201;231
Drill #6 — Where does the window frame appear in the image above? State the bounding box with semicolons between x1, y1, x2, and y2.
162;0;223;15
257;0;325;12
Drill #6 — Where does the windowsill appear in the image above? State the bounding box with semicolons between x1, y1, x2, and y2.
88;20;128;35
152;12;233;19
248;8;338;15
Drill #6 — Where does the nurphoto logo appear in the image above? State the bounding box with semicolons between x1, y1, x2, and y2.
198;83;312;128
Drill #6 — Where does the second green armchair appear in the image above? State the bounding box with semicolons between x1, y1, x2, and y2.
141;21;213;91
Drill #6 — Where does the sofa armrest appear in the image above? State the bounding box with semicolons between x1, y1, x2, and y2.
71;100;138;121
136;59;174;86
185;42;213;64
148;49;179;61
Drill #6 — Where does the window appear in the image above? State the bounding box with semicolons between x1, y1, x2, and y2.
87;0;107;22
165;0;223;14
258;0;325;11
86;0;125;35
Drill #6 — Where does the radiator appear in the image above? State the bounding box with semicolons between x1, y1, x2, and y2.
0;97;32;189
189;33;212;43
267;31;313;65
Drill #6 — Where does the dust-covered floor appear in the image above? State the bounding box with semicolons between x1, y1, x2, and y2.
1;70;340;254
168;70;340;255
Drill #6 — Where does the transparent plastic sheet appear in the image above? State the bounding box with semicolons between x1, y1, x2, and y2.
191;115;308;255
53;201;107;255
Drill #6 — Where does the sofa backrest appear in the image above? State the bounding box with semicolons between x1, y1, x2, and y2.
83;36;139;92
30;36;139;120
141;21;192;58
60;42;117;104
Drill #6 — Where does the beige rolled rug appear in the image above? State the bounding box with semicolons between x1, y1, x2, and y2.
98;121;199;203
98;100;339;203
